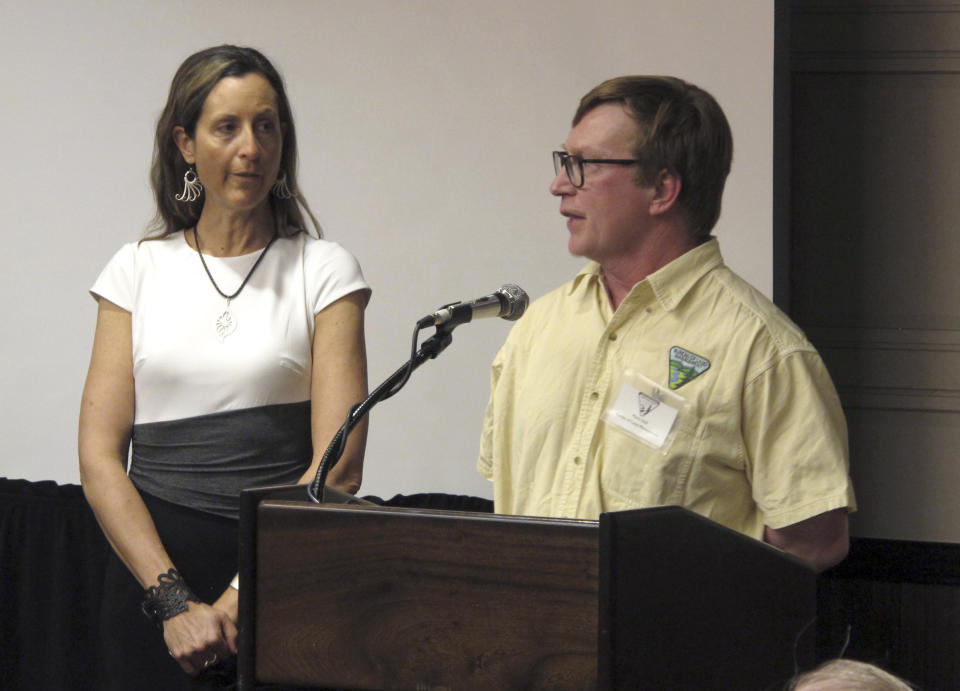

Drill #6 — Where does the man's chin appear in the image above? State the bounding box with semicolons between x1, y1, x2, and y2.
567;236;590;259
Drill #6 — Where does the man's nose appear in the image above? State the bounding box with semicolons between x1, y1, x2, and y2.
550;169;574;196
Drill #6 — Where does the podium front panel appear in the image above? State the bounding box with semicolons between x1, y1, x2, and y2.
254;501;599;690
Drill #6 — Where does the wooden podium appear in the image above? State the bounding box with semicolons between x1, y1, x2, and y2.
238;487;816;690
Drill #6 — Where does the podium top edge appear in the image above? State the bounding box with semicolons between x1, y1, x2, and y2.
257;499;600;528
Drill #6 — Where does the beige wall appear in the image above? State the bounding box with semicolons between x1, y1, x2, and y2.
0;0;774;498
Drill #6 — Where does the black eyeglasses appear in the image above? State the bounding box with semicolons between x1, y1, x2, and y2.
553;151;638;188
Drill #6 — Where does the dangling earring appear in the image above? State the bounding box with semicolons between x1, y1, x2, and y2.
271;173;295;200
175;167;203;202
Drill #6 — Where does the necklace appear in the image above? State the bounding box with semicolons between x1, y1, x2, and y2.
193;226;278;342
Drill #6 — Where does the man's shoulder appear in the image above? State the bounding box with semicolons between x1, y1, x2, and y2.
702;263;813;355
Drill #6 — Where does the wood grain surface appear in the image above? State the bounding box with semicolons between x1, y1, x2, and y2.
255;502;599;690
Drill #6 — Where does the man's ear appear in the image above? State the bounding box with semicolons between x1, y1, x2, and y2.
172;126;196;165
649;169;682;216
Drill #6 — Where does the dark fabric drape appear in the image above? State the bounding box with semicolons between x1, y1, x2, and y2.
0;477;110;690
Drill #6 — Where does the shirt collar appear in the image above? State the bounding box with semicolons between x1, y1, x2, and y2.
569;237;724;312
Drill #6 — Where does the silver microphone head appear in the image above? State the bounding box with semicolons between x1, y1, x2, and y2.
497;284;529;321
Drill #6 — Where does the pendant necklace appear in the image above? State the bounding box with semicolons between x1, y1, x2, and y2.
193;226;278;342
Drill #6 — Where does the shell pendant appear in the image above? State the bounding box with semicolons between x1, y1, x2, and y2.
216;299;237;342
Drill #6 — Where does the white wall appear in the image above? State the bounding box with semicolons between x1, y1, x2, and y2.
0;0;773;499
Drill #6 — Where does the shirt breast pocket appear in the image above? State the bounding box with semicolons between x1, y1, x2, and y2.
598;408;700;512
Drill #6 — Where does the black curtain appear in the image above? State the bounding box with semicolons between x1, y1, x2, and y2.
0;478;109;690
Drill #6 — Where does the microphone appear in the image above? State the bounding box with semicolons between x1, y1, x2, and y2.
311;284;528;502
422;284;529;329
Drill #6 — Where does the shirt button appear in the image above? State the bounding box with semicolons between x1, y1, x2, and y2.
574;456;582;465
608;333;618;341
590;391;599;400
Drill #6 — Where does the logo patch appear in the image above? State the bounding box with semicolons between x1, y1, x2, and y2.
669;346;710;390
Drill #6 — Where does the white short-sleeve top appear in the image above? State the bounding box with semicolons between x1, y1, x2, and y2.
91;230;370;425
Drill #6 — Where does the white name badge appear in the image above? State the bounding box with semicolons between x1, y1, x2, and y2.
603;372;687;450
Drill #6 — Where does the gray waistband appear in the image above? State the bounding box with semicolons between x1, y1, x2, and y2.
130;401;312;519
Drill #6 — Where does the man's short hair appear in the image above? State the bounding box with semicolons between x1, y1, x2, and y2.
574;76;733;240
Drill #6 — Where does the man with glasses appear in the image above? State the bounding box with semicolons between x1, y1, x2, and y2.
478;76;854;571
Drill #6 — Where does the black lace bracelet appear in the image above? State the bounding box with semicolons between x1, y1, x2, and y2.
141;568;200;629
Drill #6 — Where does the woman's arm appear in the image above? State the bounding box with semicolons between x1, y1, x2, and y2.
217;290;369;614
79;299;236;674
298;290;369;493
217;291;369;618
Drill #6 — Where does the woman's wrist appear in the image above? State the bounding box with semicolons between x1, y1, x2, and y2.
141;568;200;628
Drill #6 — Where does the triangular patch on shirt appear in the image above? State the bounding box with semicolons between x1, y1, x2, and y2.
669;346;710;390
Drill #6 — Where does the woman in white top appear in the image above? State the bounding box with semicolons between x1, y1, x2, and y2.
79;45;370;690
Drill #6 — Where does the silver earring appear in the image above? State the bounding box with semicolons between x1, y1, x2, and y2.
271;173;295;200
175;167;203;202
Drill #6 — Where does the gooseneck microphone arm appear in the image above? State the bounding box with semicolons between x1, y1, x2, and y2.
307;284;528;504
306;319;455;503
